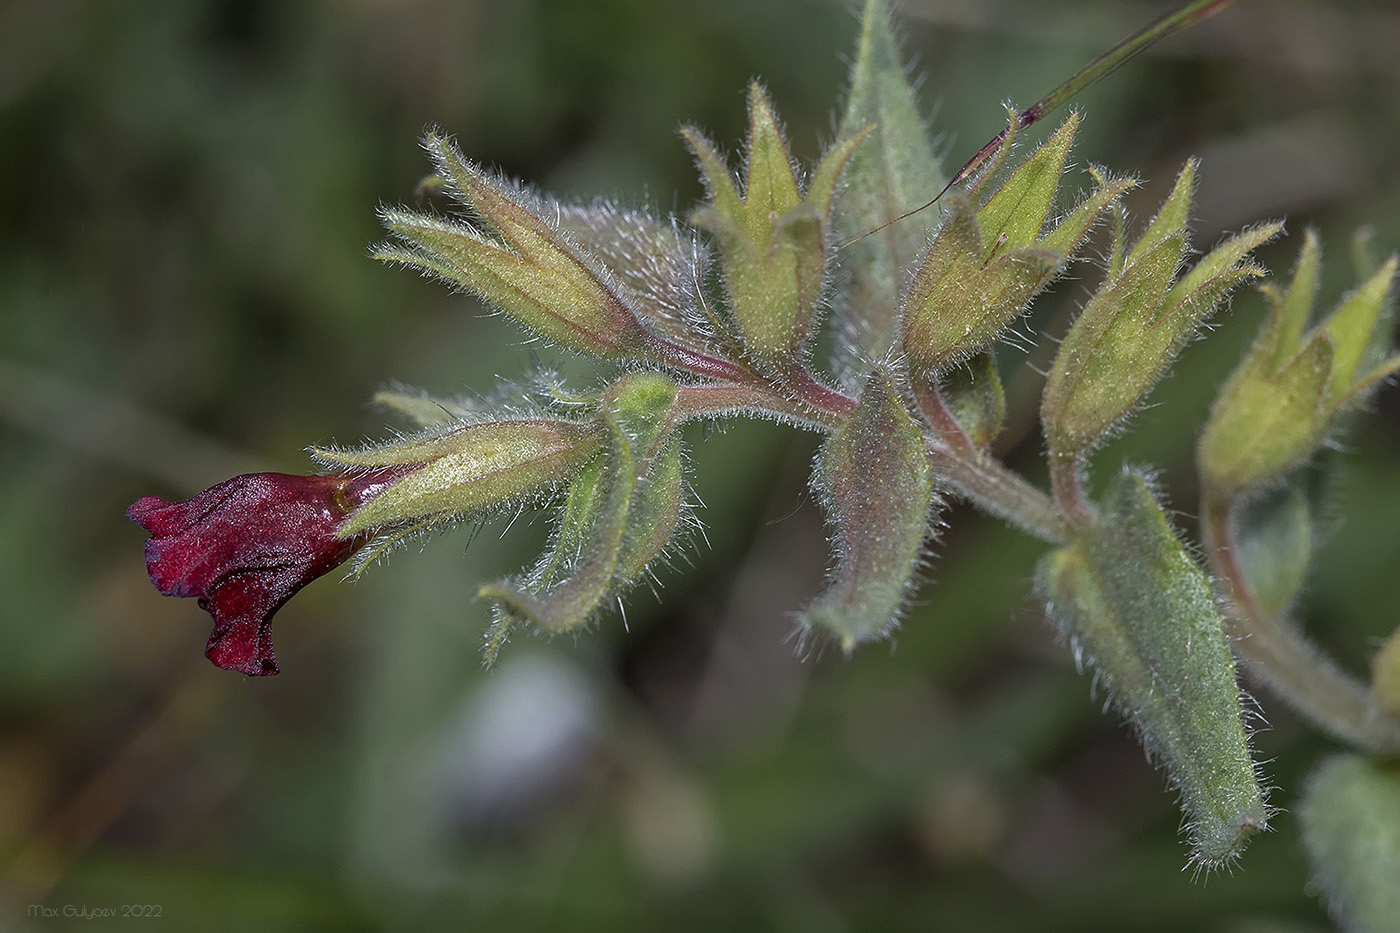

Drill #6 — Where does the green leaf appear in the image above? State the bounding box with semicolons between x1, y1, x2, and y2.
831;0;947;364
1301;754;1400;932
1037;468;1267;869
800;369;937;651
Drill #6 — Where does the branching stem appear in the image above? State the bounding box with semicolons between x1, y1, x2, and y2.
673;379;1069;546
1202;490;1400;756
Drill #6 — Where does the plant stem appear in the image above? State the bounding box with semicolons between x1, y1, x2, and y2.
1202;490;1400;756
1048;450;1096;527
673;380;1068;545
644;334;756;383
672;382;843;431
929;441;1070;545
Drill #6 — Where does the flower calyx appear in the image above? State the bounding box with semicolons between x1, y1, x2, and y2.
1199;229;1400;496
684;84;870;376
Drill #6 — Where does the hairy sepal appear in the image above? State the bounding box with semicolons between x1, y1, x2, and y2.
902;116;1128;374
1200;230;1400;495
376;134;649;358
314;418;604;535
1043;159;1281;456
480;373;686;659
685;84;867;373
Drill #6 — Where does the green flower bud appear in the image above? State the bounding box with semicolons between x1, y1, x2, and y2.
1199;230;1400;495
901;115;1132;374
376;134;649;358
1037;468;1267;869
313;418;604;535
684;85;868;373
1042;160;1280;457
800;369;937;652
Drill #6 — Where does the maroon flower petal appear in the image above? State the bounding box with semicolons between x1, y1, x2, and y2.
128;470;398;676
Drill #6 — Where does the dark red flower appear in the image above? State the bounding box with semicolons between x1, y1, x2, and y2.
128;470;400;676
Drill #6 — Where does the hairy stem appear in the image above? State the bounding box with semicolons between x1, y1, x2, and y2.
1202;490;1400;756
643;333;758;383
674;380;1068;545
930;442;1070;545
1049;450;1096;527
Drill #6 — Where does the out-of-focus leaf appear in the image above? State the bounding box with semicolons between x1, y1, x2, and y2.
1301;754;1400;932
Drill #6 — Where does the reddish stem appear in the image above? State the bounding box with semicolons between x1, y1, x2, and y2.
1203;490;1400;755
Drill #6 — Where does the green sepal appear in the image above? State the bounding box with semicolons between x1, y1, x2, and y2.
371;387;480;428
800;369;937;652
551;201;711;349
1323;255;1399;402
481;373;685;655
1041;233;1185;453
1271;228;1322;368
1037;468;1267;869
902;120;1127;374
1042;159;1280;456
1197;315;1332;494
976;113;1079;260
1232;481;1314;619
1125;158;1196;271
1199;233;1400;495
376;134;648;358
684;86;867;371
1038;168;1137;258
831;0;947;365
939;349;1006;448
315;419;605;535
1301;754;1400;932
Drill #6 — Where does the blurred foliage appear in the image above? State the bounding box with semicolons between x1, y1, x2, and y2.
3;0;1400;929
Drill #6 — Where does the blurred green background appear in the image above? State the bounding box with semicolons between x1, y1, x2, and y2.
4;0;1400;929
